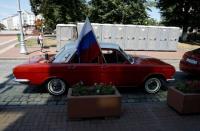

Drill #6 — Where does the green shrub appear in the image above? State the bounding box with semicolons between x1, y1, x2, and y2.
176;80;200;93
71;82;115;96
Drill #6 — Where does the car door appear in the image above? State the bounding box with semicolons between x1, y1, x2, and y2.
101;49;141;87
65;53;102;86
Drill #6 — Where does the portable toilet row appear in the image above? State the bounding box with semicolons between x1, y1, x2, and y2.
58;23;181;51
56;24;77;51
77;23;126;49
77;23;181;51
124;25;181;51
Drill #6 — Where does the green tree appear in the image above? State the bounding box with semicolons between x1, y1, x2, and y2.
145;18;159;25
29;0;42;15
0;23;6;30
158;0;200;41
30;0;87;30
88;0;148;24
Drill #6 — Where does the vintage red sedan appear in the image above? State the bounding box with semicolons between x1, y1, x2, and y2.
13;43;175;95
180;48;200;75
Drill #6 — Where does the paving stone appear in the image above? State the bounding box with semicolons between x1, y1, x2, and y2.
57;101;66;105
19;98;29;102
127;99;136;103
7;101;21;106
29;94;39;98
41;94;51;98
12;98;21;102
47;101;57;105
0;101;8;106
21;94;30;97
36;100;48;105
27;101;39;105
34;98;42;102
20;101;28;105
3;98;14;102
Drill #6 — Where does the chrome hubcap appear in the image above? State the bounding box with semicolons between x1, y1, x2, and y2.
48;79;65;95
145;78;161;93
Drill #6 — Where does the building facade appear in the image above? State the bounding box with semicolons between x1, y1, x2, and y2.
0;11;35;30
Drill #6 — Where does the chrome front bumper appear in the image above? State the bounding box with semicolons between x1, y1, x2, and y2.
13;78;30;83
166;78;175;82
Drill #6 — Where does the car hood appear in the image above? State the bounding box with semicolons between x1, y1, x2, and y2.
26;55;46;64
133;55;171;66
25;54;55;64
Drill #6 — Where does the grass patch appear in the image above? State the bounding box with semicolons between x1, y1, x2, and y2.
15;36;57;48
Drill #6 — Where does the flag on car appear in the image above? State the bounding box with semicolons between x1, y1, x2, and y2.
76;18;102;63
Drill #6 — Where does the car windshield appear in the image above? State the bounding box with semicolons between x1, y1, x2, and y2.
119;48;134;64
53;44;76;63
54;46;65;59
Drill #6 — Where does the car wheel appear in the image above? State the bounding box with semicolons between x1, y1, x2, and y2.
46;78;66;96
144;77;162;94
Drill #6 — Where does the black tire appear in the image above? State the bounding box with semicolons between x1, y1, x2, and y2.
144;77;162;94
46;78;66;96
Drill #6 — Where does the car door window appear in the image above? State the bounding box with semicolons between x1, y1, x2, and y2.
102;49;127;64
69;52;100;64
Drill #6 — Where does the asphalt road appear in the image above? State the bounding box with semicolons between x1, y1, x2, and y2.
0;59;199;106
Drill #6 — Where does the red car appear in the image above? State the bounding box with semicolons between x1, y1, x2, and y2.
13;43;175;95
180;48;200;75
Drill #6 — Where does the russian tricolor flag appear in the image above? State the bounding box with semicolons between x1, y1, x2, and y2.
76;18;102;63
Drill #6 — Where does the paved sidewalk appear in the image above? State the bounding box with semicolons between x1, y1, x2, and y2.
0;43;191;60
0;36;17;44
0;35;56;60
0;46;56;60
1;102;200;131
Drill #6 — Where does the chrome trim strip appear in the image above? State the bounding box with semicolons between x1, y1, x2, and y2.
166;78;175;82
13;78;30;83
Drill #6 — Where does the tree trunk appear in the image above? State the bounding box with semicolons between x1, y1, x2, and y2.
181;26;188;42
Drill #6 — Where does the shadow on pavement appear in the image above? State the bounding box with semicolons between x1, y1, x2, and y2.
1;101;200;131
0;74;13;90
0;74;18;94
22;85;46;94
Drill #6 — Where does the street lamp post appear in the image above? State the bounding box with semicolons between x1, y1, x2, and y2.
17;0;27;54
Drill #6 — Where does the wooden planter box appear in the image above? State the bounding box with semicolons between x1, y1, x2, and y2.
167;86;200;114
67;87;121;119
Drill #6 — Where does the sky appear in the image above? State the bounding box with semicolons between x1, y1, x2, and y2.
0;0;161;21
0;0;32;20
147;7;161;21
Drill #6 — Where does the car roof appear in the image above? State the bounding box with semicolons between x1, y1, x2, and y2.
64;42;120;50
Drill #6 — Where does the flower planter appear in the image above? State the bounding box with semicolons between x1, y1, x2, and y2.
67;87;121;119
167;86;200;114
